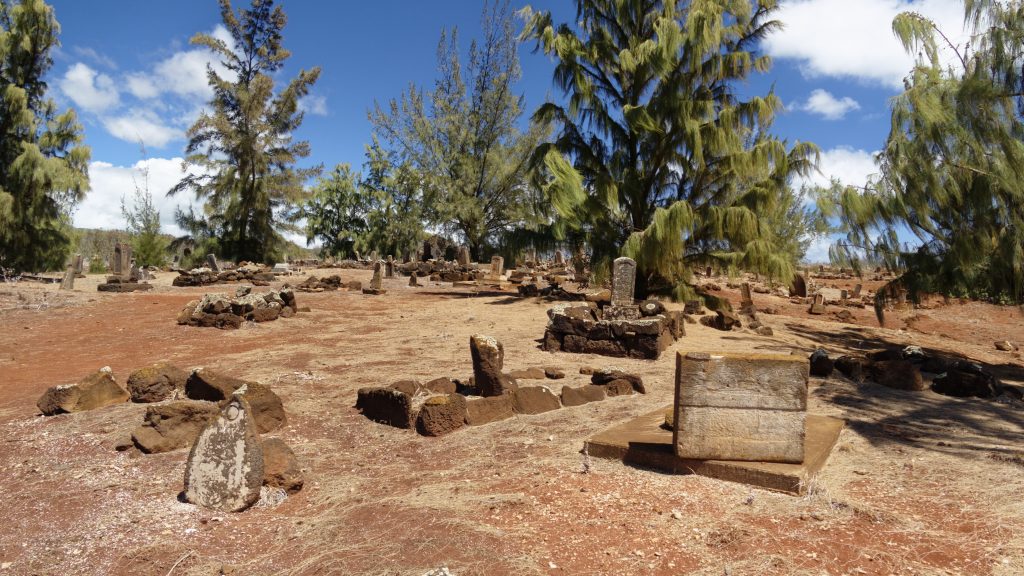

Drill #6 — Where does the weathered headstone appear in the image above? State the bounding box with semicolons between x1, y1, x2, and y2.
851;283;862;298
112;242;130;277
705;266;712;277
369;250;378;263
385;255;394;279
206;253;220;272
457;245;471;268
469;334;516;397
673;352;807;463
739;282;754;315
183;393;265;512
791;273;808;298
362;261;387;295
489;255;504;280
554;250;565;267
59;264;75;290
409;271;419;286
611;257;636;306
72;253;83;275
808;293;826;315
840;289;848;301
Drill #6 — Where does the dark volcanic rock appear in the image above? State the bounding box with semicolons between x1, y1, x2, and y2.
464;395;514;426
511;386;562;414
127;362;189;403
356;387;415;429
560;385;606;407
131;400;219;454
416;394;468;436
870;360;926;391
809;349;834;378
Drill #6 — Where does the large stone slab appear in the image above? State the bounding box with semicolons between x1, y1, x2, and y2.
674;352;807;463
585;408;843;495
37;367;129;415
183;394;264;512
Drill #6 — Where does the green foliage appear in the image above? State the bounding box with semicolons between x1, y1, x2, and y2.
70;228;129;267
121;160;168;267
170;0;320;265
301;143;425;260
369;0;548;260
0;0;90;273
521;0;817;297
830;1;1024;308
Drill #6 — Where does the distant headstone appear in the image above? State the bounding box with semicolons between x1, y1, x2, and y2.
206;253;220;272
363;260;387;295
851;284;862;298
808;293;826;315
489;255;504;280
369;250;378;263
59;263;75;290
409;271;419;286
112;242;132;277
791;273;808;298
554;250;565;266
183;393;265;512
385;255;395;279
611;257;636;306
271;263;290;275
740;282;753;307
840;289;848;301
72;253;83;275
457;245;471;268
705;266;712;277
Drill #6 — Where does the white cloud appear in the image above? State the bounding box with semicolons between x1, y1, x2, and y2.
767;0;967;88
72;46;118;70
799;89;860;120
58;63;120;113
299;94;328;116
102;109;181;148
796;146;879;190
75;158;206;237
125;73;160;99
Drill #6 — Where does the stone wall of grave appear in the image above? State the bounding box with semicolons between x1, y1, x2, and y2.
542;303;684;360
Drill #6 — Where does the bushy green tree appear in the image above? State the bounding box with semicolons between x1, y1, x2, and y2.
121;160;168;267
830;0;1024;307
370;0;548;260
521;0;817;298
0;0;90;273
302;163;368;258
170;0;320;264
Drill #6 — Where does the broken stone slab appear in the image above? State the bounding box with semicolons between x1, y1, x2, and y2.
131;400;220;454
184;369;286;433
591;369;645;394
674;352;807;463
416;394;468;436
511;386;562;414
127;362;190;403
464;395;515;426
603;379;636;397
37;367;130;415
261;437;303;494
470;334;517;397
183;394;265;512
356;387;415;428
560;384;606;407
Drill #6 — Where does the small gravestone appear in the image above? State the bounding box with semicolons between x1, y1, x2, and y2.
554;250;565;267
808;293;826;314
705;266;712;277
362;261;386;295
470;334;515;396
59;263;75;290
385;255;394;279
740;282;754;314
271;262;290;275
370;250;378;263
72;253;83;276
791;273;807;298
851;283;862;298
674;352;807;463
206;253;220;273
409;271;419;286
183;393;265;512
840;289;848;301
457;245;471;268
112;243;128;277
605;257;640;320
489;255;504;280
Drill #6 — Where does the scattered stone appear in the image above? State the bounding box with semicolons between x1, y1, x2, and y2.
995;340;1015;352
834;309;855;323
639;299;666;317
579;367;596;375
37;367;129;415
423;377;457;394
127;362;189;403
699;309;741;331
185;369;286;433
544;367;565;379
835;355;871;382
809;349;834;378
511;386;561;414
390;380;421;397
416;394;468;436
509;367;545;380
470;335;516;397
131;400;219;454
464;395;515;426
356;388;415;428
591;369;645;394
755;325;774;336
183;395;265;512
178;290;301;329
261;437;303;494
560;385;605;407
870;360;926;391
932;366;1001;398
603;379;635;397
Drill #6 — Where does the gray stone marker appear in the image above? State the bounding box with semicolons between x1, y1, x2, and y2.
489;255;504;280
59;264;75;290
673;352;807;463
554;250;565;267
851;283;862;298
72;253;83;275
370;250;378;263
611;257;636;306
183;393;265;512
457;245;471;268
362;260;387;295
840;289;848;301
385;255;394;279
206;253;220;272
740;282;754;314
791;272;808;298
112;242;132;277
808;293;826;315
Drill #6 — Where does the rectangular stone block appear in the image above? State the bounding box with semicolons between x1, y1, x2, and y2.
673;406;806;463
675;352;807;410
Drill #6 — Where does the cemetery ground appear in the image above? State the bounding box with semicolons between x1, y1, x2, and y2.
1;270;1023;576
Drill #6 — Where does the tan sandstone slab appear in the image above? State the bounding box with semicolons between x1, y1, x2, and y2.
584;408;843;495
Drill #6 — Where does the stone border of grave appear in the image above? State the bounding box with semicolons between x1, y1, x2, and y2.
355;335;646;436
176;288;305;329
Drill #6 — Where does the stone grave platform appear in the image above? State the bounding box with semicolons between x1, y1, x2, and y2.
584;407;843;495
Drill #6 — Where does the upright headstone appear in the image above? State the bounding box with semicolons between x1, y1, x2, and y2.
112;243;125;276
183;393;265;512
421;240;432;262
354;249;361;262
808;293;826;315
705;266;712;277
59;264;75;290
430;240;442;261
72;253;83;276
206;253;220;272
673;352;807;463
840;289;848;301
469;334;516;397
457;245;471;268
790;273;808;298
851;284;863;298
385;255;395;279
740;282;753;306
489;255;504;280
611;257;636;306
370;250;378;263
554;250;565;267
362;261;387;295
120;244;132;277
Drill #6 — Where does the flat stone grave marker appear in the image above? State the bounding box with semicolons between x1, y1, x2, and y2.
183;393;264;512
808;293;826;314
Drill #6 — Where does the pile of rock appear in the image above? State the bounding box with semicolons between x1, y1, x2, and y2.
541;257;683;360
172;265;276;287
176;288;302;329
356;335;646;436
35;364;302;513
808;346;1018;400
292;274;349;292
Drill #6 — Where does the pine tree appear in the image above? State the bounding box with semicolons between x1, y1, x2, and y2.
302;163;368;258
521;0;817;299
831;0;1024;308
0;0;90;274
121;157;168;267
370;0;548;260
170;0;320;264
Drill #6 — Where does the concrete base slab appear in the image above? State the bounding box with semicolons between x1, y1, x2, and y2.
584;407;843;495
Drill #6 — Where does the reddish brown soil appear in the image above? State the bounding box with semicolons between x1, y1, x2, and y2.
0;270;1022;575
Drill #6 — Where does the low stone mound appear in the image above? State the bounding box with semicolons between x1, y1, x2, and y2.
176;289;300;329
172;265;275;287
293;274;345;292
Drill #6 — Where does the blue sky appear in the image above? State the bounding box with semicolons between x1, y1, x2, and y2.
48;0;970;260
